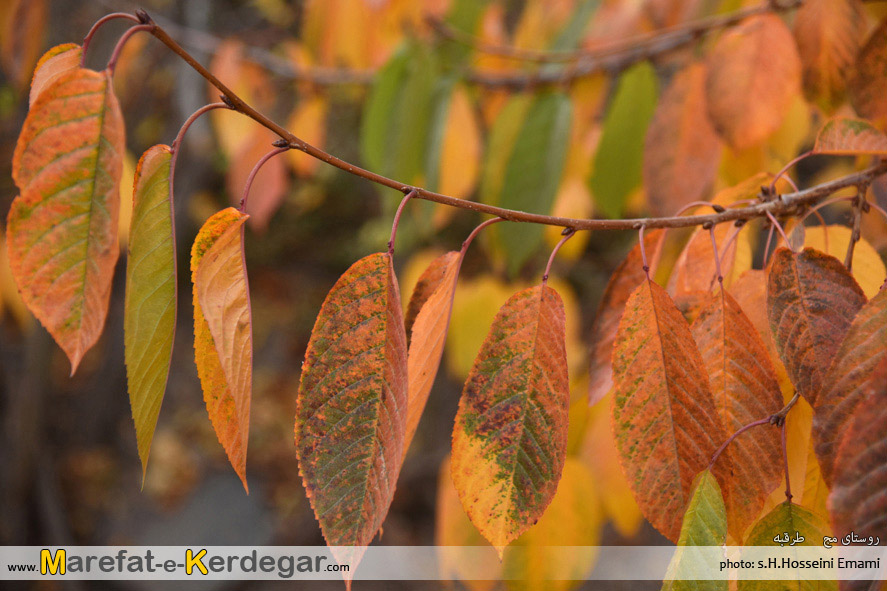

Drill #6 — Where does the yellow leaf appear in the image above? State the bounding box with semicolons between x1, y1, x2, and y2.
438;84;481;200
544;178;593;261
446;275;515;379
286;96;328;177
802;224;886;298
118;150;137;248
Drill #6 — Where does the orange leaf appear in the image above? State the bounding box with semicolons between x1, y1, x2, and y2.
8;67;125;373
705;14;801;149
793;0;867;111
767;248;866;405
813;117;887;156
29;43;81;106
643;62;722;216
451;285;569;555
828;357;887;541
587;229;664;407
849;20;887;129
191;207;253;491
691;289;784;538
0;0;47;90
405;250;460;452
295;252;408;557
286;96;327;177
729;269;789;387
813;288;887;485
611;279;724;542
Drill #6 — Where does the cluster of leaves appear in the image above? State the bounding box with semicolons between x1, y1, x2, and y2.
3;0;887;588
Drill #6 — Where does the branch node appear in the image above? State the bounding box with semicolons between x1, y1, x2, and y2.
135;9;153;25
711;204;725;213
734;218;747;227
219;94;236;109
702;220;714;230
271;138;289;148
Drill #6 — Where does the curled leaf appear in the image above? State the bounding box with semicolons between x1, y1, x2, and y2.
29;43;81;106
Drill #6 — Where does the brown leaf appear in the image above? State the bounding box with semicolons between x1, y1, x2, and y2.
849;19;887;128
644;62;722;217
767;247;867;405
587;229;664;407
813;288;887;485
611;279;724;542
793;0;867;111
813;117;887;156
691;289;784;538
452;285;569;554
705;14;801;149
404;251;457;339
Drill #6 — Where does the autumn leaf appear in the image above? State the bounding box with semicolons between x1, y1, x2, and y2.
849;20;887;128
644;62;722;217
29;43;81;106
451;285;570;554
404;250;460;453
813;288;887;485
125;145;176;480
793;0;867;111
813;117;887;156
426;82;482;202
767;247;866;405
691;289;784;539
286;96;327;177
801;225;886;298
295;252;407;554
8;67;125;373
611;279;724;542
705;15;801;149
587;229;664;407
192;207;253;490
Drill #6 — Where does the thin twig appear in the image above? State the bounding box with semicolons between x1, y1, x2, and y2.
81;12;141;66
239;146;290;213
388;190;417;256
107;24;154;73
543;229;576;284
781;420;792;502
844;186;868;270
460;218;504;256
708;417;772;470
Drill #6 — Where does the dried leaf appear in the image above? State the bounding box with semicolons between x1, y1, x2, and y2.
587;229;664;407
691;289;784;538
612;279;724;542
192;208;253;490
849;20;887;128
813;117;887;156
29;43;81;106
767;248;866;405
295;252;408;554
705;15;801;149
644;62;722;217
8;67;125;373
793;0;867;111
125;145;176;479
405;250;460;453
813;288;887;485
451;285;569;554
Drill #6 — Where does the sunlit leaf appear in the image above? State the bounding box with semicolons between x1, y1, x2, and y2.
9;67;125;373
125;145;176;480
801;225;885;299
29;43;80;106
767;248;866;405
452;285;569;554
612;278;724;542
849;20;887;128
192;207;253;490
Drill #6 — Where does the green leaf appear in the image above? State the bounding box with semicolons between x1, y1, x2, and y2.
124;144;177;482
479;93;535;206
589;61;659;218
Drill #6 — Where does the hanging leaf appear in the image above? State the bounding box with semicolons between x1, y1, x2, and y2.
705;15;801;149
849;20;887;128
425;82;482;202
192;208;253;490
405;250;461;453
661;470;727;591
587;229;664;407
828;357;887;540
589;61;659;218
29;43;81;106
767;248;866;405
451;285;570;554
125;145;176;479
643;62;722;217
801;225;886;298
793;0;867;111
691;289;784;538
295;252;408;553
8;67;125;373
813;117;887;156
612;279;724;542
813;288;887;485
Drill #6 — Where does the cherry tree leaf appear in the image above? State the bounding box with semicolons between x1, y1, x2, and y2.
813;288;887;485
793;0;867;111
451;285;569;554
405;250;460;453
124;144;176;480
29;43;81;106
192;207;253;490
813;117;887;156
612;279;724;542
8;67;125;373
644;62;722;217
767;248;866;405
705;14;801;149
849;20;887;128
295;252;408;555
691;289;784;538
587;229;664;407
